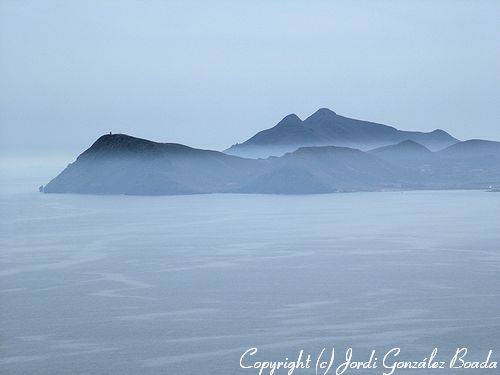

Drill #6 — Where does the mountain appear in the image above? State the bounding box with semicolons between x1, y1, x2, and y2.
42;134;500;195
431;140;500;188
437;139;500;158
370;139;432;157
369;140;433;167
43;134;411;195
239;146;411;194
224;108;459;158
370;139;500;189
43;134;263;195
238;114;319;145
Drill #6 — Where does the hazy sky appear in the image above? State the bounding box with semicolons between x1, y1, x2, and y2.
1;0;499;157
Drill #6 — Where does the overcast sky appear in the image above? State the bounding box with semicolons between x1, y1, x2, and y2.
1;0;499;157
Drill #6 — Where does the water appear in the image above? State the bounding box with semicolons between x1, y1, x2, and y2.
1;181;499;374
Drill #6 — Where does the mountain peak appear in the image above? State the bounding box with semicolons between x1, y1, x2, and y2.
369;139;431;155
397;139;430;149
432;129;446;134
310;108;337;117
225;109;459;157
78;133;194;160
90;133;156;150
430;128;457;139
275;113;302;128
439;139;500;155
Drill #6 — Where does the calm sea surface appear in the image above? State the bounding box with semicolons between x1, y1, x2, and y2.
1;176;499;374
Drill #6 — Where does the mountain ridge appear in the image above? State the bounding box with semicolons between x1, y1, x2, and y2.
225;108;459;158
42;133;500;195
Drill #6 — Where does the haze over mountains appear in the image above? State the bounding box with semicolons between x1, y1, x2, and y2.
43;131;500;195
41;108;500;195
224;108;459;158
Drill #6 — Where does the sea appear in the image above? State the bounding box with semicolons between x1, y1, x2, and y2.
1;169;499;374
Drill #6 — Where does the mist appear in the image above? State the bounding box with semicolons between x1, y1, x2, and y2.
1;0;499;160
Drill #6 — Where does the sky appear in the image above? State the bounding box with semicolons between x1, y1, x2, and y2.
1;0;499;159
